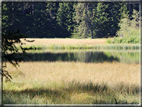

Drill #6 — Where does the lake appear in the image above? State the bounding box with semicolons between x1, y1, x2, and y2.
23;49;139;64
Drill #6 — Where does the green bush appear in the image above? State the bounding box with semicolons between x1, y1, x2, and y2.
115;9;140;44
112;37;122;44
113;35;139;44
121;37;128;43
106;39;112;44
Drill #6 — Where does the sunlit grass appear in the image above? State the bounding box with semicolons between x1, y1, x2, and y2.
17;38;107;50
20;38;107;46
4;61;139;85
3;61;140;104
13;38;140;53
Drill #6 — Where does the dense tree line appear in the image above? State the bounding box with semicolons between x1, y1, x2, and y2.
2;2;140;38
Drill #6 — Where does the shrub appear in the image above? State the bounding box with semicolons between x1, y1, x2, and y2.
112;37;122;44
112;35;139;44
106;39;111;44
115;9;140;44
121;37;128;43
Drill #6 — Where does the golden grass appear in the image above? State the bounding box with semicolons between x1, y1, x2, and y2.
18;38;139;52
4;61;139;89
3;61;140;104
20;38;107;47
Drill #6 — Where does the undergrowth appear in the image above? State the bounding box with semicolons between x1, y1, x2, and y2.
3;81;140;104
107;9;140;44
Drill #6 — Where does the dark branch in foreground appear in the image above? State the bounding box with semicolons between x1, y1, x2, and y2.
1;29;34;81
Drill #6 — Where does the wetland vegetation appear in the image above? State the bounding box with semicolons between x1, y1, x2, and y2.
2;2;140;105
3;38;140;105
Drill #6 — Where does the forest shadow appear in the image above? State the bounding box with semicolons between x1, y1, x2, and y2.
14;51;119;63
3;81;139;104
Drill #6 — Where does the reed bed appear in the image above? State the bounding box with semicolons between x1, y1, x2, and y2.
21;44;139;52
3;61;140;104
15;38;140;52
25;48;139;54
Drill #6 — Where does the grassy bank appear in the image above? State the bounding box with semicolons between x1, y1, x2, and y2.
17;38;139;51
3;61;140;104
20;38;107;47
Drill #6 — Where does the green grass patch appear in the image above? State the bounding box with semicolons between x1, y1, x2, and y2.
3;81;140;104
112;36;139;44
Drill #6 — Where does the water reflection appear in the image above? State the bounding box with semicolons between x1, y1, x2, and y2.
22;51;139;64
105;52;139;64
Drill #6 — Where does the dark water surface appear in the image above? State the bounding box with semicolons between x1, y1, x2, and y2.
22;50;139;64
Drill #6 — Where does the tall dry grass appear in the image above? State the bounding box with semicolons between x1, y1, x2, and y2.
3;61;140;104
18;38;139;52
4;61;139;88
20;38;107;47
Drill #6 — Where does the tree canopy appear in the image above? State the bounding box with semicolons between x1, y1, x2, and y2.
2;2;140;38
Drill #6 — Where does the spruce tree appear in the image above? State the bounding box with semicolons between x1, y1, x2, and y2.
74;3;96;38
94;2;123;38
56;2;76;38
46;2;59;38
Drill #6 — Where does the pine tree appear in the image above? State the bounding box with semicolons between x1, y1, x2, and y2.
56;2;76;38
45;2;59;37
94;2;123;38
2;2;14;32
74;3;96;38
31;3;49;38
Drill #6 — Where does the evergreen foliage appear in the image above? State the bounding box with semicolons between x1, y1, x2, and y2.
112;9;140;44
2;2;140;38
56;3;76;38
94;3;124;38
73;3;96;38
